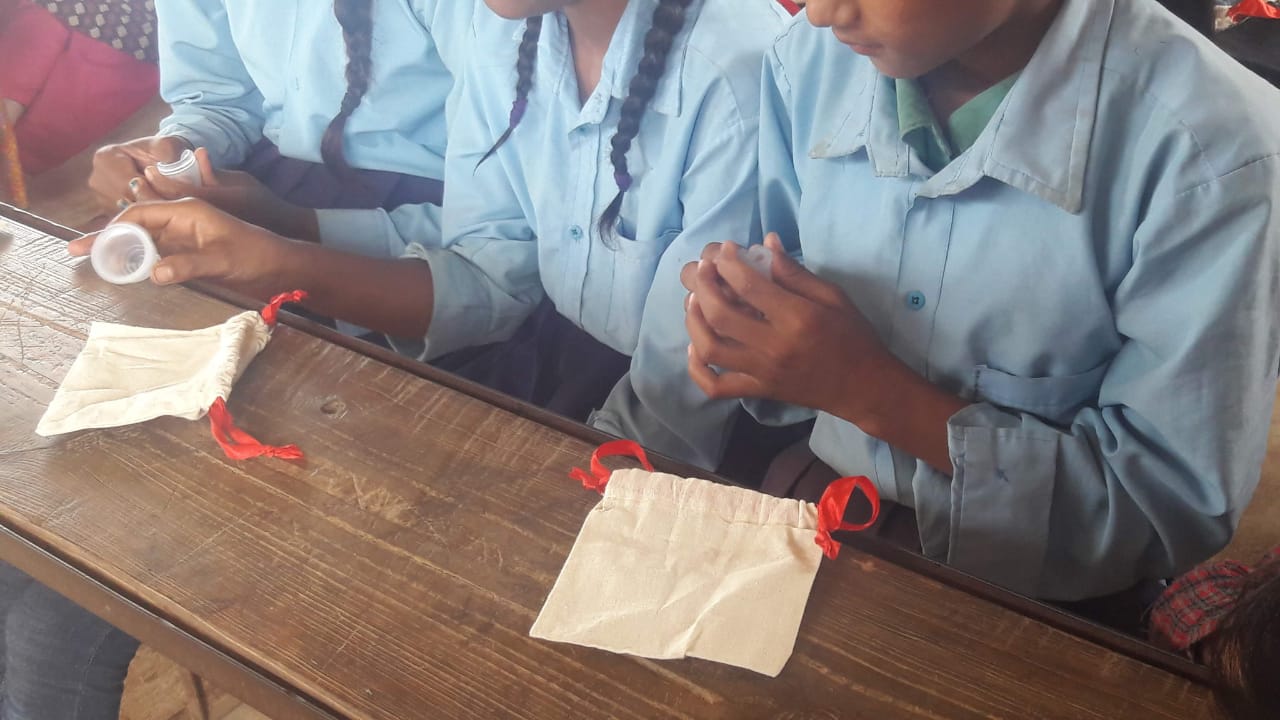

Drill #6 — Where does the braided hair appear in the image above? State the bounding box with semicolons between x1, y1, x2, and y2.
479;1;694;239
321;0;375;173
597;0;693;238
479;16;543;166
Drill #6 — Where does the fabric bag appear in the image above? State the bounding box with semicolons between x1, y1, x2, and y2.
531;441;879;677
37;291;306;460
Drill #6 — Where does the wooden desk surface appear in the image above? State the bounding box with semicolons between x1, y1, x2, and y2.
0;210;1214;719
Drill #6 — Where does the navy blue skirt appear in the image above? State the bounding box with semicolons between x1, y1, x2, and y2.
239;140;443;211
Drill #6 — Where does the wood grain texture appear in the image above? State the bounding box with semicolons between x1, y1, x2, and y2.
0;214;1215;719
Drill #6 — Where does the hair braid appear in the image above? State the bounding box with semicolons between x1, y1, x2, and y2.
321;0;375;173
478;16;543;167
597;0;693;238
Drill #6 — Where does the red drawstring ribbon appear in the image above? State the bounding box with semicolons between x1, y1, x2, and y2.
1228;0;1280;21
570;442;878;560
207;397;303;462
569;439;654;493
203;291;308;461
814;476;880;560
260;290;307;326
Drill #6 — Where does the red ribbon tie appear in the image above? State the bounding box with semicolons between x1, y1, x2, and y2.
1228;0;1280;21
814;476;880;560
260;290;308;326
569;440;654;493
207;397;304;462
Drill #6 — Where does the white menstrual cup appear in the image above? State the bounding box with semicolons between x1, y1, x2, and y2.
742;244;774;278
90;223;159;285
155;149;204;187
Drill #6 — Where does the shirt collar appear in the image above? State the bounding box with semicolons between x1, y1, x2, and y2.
809;0;1112;213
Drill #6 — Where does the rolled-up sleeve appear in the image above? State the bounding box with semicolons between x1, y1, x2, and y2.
915;156;1280;600
155;0;265;167
402;60;542;361
316;203;444;260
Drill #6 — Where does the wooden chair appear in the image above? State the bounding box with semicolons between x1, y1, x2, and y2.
0;112;27;208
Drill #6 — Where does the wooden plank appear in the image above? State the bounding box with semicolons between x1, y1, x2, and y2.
0;213;1215;719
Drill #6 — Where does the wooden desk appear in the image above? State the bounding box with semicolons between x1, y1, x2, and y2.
0;207;1215;719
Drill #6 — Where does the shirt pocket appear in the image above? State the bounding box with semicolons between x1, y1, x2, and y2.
973;362;1109;427
602;226;679;351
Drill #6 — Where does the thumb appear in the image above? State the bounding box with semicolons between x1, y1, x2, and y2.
760;232;830;303
752;234;814;295
67;233;94;257
151;250;229;286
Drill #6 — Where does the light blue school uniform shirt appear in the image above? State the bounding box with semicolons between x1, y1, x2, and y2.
156;0;475;177
328;0;787;468
757;0;1280;599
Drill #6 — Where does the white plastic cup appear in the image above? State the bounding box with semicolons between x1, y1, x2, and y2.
90;223;159;285
742;244;774;278
155;149;204;187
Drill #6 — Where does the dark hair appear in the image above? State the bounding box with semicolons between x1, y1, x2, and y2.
321;0;375;173
597;0;693;237
1204;560;1280;720
478;15;543;166
478;0;694;239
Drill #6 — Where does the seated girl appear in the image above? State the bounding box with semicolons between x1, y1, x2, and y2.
89;0;478;240
76;0;790;470
681;0;1280;601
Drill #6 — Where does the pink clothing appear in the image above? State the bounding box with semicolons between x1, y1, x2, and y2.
0;1;157;174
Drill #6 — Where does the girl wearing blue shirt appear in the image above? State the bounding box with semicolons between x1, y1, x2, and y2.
682;0;1280;602
3;3;480;717
77;0;789;471
88;0;477;240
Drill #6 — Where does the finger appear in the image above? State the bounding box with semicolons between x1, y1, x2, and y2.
130;176;164;203
686;295;759;374
680;260;698;293
89;148;144;205
699;241;724;263
712;242;794;316
686;345;723;397
194;147;217;186
686;345;763;400
112;200;205;255
67;233;94;257
758;232;847;307
143;166;195;200
151;251;231;285
689;266;769;344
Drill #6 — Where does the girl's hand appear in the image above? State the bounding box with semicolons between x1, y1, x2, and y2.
90;135;190;211
67;198;295;299
681;233;897;422
140;148;320;242
682;234;968;473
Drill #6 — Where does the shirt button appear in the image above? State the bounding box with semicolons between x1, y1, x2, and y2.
569;225;584;241
905;290;927;310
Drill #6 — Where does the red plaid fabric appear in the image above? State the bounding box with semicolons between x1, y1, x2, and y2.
1149;547;1280;651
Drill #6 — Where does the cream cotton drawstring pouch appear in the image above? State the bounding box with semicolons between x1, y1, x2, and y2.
36;291;307;461
531;440;880;677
